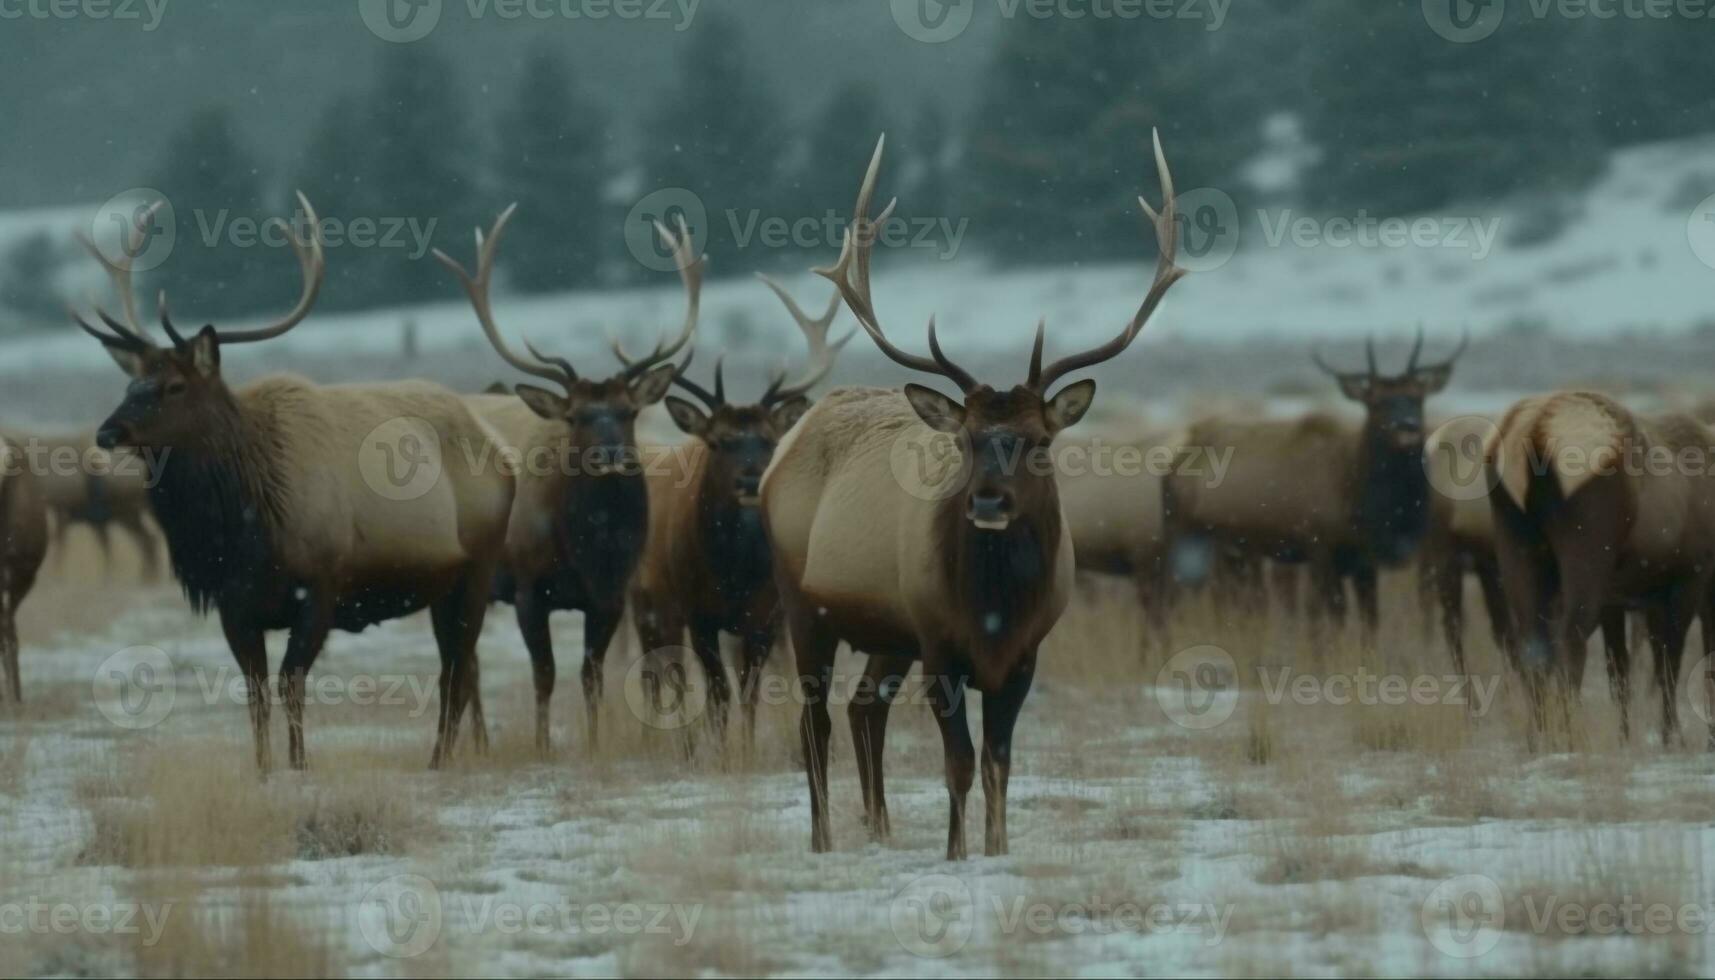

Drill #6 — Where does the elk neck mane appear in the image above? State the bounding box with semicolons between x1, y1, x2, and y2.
148;385;294;615
1350;422;1430;565
931;487;1062;656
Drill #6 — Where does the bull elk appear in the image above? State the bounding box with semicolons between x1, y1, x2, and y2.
76;195;513;771
1419;416;1511;675
31;431;161;579
1485;392;1715;741
629;275;849;741
1160;332;1466;643
0;434;48;702
763;131;1185;857
437;205;696;751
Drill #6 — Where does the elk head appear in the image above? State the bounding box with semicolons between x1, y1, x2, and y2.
435;205;701;476
1312;329;1467;453
660;275;850;507
817;133;1185;533
75;194;327;452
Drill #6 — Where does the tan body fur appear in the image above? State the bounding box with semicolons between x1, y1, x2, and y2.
0;434;48;700
1486;391;1715;739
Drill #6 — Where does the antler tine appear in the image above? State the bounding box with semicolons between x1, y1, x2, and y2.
756;273;854;404
1405;324;1425;373
1365;335;1378;378
72;310;151;353
1033;129;1188;393
813;135;974;392
1421;327;1470;371
75;199;166;343
1310;347;1348;379
616;216;705;378
669;348;722;409
433;203;569;389
212;191;328;345
522;337;579;383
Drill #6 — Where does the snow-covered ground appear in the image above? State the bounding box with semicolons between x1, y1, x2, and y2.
2;558;1713;977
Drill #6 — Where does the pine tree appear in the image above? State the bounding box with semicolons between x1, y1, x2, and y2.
362;44;478;306
1302;0;1601;214
495;49;611;293
963;15;1269;264
146;106;281;319
639;14;785;277
293;94;380;311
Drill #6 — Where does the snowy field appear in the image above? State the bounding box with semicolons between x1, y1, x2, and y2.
2;136;1715;978
2;538;1715;977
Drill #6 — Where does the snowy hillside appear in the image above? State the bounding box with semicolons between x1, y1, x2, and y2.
2;137;1712;379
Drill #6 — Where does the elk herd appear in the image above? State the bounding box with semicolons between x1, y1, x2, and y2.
0;128;1711;859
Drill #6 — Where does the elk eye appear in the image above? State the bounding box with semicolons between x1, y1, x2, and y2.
165;379;188;396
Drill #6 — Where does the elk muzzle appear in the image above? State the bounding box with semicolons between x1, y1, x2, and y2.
967;490;1015;531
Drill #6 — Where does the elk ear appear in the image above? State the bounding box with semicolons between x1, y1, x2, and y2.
1414;365;1454;395
1044;379;1096;434
903;383;964;433
630;363;677;406
101;343;148;379
187;325;220;377
515;383;571;420
663;395;710;438
768;395;811;434
1335;376;1372;402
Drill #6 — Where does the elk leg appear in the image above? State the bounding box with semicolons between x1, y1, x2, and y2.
1473;551;1512;659
279;599;332;771
431;567;491;762
1645;591;1695;746
220;613;272;774
689;618;732;739
515;585;556;753
1599;607;1631;742
1306;553;1342;660
1351;563;1379;650
849;652;909;841
0;605;17;704
580;603;623;750
1430;552;1468;677
92;522;113;582
926;661;975;862
981;654;1037;857
736;629;774;748
785;598;838;853
122;513;160;582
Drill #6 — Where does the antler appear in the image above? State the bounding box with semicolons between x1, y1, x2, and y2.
756;274;852;406
1420;327;1469;371
74;199;165;346
669;347;725;410
1029;129;1186;393
814;136;978;393
612;216;704;380
433;204;571;390
205;192;327;346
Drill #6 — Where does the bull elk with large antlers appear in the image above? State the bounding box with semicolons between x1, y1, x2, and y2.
629;275;849;741
75;196;513;771
438;205;695;750
1160;332;1465;642
0;433;47;702
762;132;1185;857
1485;392;1715;741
